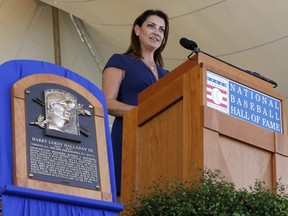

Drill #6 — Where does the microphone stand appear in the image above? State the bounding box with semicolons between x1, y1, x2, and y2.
188;48;278;88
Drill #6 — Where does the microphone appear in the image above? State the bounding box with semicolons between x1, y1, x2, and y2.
179;37;278;88
179;37;200;53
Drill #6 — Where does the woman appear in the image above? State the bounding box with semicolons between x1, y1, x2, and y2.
102;9;170;195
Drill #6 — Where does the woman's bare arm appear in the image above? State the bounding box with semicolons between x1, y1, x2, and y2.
102;67;135;117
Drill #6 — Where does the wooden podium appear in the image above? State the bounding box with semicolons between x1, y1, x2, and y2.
120;53;288;204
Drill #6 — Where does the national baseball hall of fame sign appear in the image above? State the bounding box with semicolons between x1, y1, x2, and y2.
11;74;111;199
206;70;282;134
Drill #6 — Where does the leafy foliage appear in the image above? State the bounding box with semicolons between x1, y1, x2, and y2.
123;169;288;216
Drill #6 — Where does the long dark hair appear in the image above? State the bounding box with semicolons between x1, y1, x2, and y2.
124;9;169;67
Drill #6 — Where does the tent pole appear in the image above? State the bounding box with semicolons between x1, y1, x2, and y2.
52;6;61;66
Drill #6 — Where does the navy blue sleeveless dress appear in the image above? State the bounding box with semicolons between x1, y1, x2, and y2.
104;53;168;195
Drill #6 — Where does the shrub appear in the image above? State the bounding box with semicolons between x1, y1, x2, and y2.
123;169;288;216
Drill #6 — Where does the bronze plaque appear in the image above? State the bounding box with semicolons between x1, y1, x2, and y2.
25;83;101;190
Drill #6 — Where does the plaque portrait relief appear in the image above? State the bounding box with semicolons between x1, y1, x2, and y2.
23;83;101;191
45;89;79;135
12;74;113;201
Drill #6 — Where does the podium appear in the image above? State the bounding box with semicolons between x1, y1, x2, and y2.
120;53;288;204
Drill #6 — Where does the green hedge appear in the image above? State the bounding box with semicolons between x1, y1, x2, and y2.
124;169;288;216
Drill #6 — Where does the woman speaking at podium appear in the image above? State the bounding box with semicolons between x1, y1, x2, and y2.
102;9;170;196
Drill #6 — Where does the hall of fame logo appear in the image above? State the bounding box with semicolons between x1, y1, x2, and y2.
206;71;229;114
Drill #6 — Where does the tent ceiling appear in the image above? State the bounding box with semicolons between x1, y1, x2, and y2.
41;0;288;99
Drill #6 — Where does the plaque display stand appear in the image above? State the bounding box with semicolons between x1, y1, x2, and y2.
0;60;123;216
120;53;288;204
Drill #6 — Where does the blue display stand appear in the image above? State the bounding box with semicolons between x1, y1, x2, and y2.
0;60;123;215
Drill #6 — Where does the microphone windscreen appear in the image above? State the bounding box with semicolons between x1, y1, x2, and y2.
179;37;198;50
